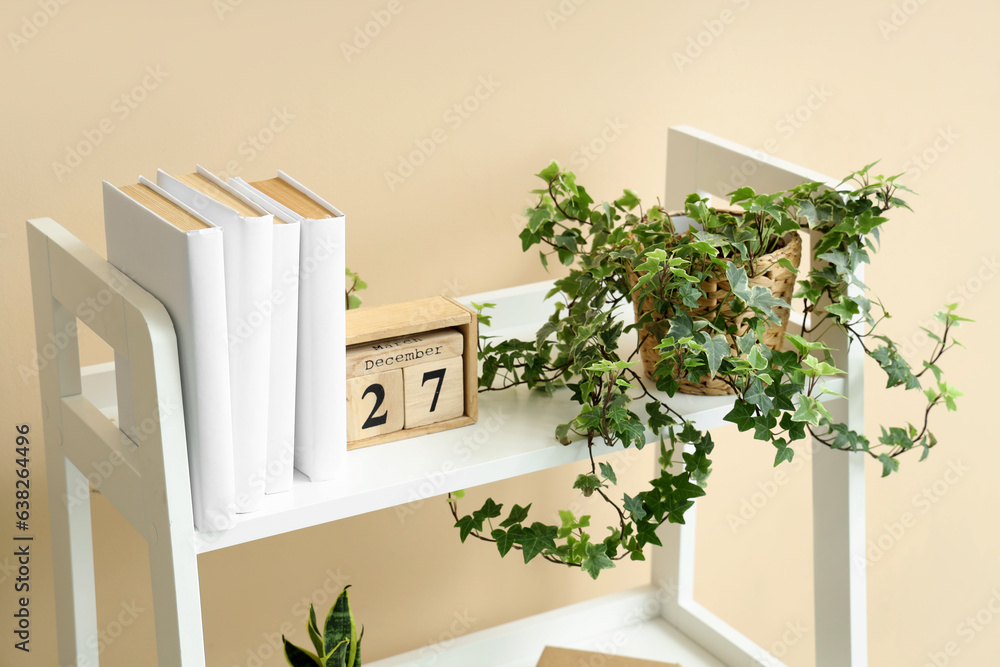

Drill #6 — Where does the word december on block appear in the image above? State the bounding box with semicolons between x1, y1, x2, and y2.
344;296;478;449
346;329;463;376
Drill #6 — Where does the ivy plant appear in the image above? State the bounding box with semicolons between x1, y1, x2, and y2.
346;268;367;310
450;161;967;579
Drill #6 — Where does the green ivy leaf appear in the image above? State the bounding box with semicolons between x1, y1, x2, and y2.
599;461;618;485
724;400;757;432
773;439;794;466
473;498;503;524
635;520;663;548
455;515;483;542
581;543;616;579
519;523;558;563
791;396;823;427
623;493;647;521
725;264;753;303
499;503;531;528
491;528;516;557
537;161;561;182
573;473;603;498
616;189;641;210
878;453;900;477
702;333;730;378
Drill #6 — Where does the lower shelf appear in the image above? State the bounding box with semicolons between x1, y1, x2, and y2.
367;586;726;667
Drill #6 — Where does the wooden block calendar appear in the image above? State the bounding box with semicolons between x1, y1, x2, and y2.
345;296;478;449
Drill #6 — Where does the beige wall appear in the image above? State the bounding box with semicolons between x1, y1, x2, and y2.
1;1;996;665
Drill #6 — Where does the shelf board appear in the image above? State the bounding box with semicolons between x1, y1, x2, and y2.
80;280;841;554
367;585;727;667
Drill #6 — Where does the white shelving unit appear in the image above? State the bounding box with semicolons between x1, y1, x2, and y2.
28;127;868;666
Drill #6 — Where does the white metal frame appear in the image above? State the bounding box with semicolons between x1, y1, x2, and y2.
28;126;866;666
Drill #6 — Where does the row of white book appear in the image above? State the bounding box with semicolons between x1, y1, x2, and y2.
104;168;347;532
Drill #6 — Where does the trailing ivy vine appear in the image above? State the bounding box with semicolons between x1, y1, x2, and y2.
450;162;966;578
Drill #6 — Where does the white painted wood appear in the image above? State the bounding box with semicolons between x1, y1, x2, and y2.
368;586;727;667
26;219;99;667
122;298;206;666
812;402;868;667
59;394;145;535
28;218;207;666
81;361;118;411
666;126;839;206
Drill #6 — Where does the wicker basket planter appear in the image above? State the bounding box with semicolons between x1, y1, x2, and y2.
629;231;803;395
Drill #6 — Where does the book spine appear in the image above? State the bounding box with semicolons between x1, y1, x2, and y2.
294;217;346;481
266;221;301;493
182;230;240;528
216;218;273;512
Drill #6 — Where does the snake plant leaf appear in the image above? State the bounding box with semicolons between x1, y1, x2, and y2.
323;587;356;661
307;605;324;656
323;638;350;667
283;636;322;667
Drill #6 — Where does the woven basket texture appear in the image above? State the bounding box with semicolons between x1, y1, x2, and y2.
628;231;803;395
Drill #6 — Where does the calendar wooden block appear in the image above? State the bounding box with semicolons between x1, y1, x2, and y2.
345;296;478;450
345;328;464;378
402;356;464;429
346;369;404;442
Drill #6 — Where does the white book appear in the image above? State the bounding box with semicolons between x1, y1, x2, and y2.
103;178;236;531
156;168;299;502
230;172;346;482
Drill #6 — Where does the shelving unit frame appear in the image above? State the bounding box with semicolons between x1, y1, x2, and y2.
28;126;868;667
